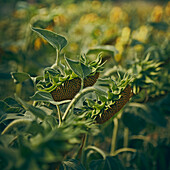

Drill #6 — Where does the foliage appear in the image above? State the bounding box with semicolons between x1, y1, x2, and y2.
0;1;170;170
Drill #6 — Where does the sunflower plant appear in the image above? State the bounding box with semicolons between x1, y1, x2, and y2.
0;27;166;170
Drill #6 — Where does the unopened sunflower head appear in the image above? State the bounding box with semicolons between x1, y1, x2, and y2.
36;54;104;95
128;53;162;94
82;73;133;123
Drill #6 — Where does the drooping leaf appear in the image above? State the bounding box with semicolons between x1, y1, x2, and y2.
65;57;83;78
30;91;71;105
4;97;23;108
87;45;118;56
0;101;10;115
11;72;31;84
31;91;54;102
32;27;67;51
0;134;15;147
15;95;46;120
89;156;125;170
81;63;92;78
1;119;31;135
11;72;31;83
60;159;85;170
0;113;24;124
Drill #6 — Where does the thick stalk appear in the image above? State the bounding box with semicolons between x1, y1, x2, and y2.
112;148;136;156
51;49;59;69
57;105;62;127
123;127;129;148
55;49;59;66
80;78;84;91
76;134;87;160
62;87;97;121
110;118;119;155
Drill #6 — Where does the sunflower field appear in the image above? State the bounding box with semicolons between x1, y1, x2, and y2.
0;0;170;169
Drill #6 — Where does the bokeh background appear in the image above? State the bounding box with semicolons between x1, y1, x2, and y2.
0;0;169;100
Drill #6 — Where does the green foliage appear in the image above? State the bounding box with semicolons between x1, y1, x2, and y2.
0;1;169;170
32;27;67;51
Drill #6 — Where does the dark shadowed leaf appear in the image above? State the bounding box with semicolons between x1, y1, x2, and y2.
122;111;146;134
11;72;31;84
15;95;46;120
89;156;125;170
128;103;167;127
81;63;91;77
65;57;83;78
149;22;169;31
31;91;54;101
60;159;85;170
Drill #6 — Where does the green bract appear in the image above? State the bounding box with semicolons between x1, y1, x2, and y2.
36;54;104;92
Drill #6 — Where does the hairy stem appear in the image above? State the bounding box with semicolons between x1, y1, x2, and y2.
123;128;129;148
76;134;87;160
57;105;62;127
112;148;136;156
62;87;97;121
1;119;31;135
110;118;119;155
80;78;84;91
51;49;59;69
55;49;59;66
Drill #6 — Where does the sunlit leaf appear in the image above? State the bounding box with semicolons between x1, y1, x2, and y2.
32;27;67;51
87;45;118;56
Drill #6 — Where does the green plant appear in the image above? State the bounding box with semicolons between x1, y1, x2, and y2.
0;25;169;170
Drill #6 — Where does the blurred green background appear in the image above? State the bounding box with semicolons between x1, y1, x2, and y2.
0;0;169;100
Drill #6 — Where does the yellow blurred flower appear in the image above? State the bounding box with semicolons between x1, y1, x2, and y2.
151;5;163;22
104;28;115;38
53;15;68;26
92;0;101;10
134;44;144;52
89;39;98;47
120;27;131;45
132;25;149;43
13;10;27;19
67;4;77;14
9;45;19;53
79;13;99;24
34;38;42;51
165;1;170;16
94;28;101;37
110;7;123;23
70;42;78;52
114;43;123;62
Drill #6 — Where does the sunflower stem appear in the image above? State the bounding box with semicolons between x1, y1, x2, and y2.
57;105;62;127
62;87;97;121
123;127;129;148
110;118;119;155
